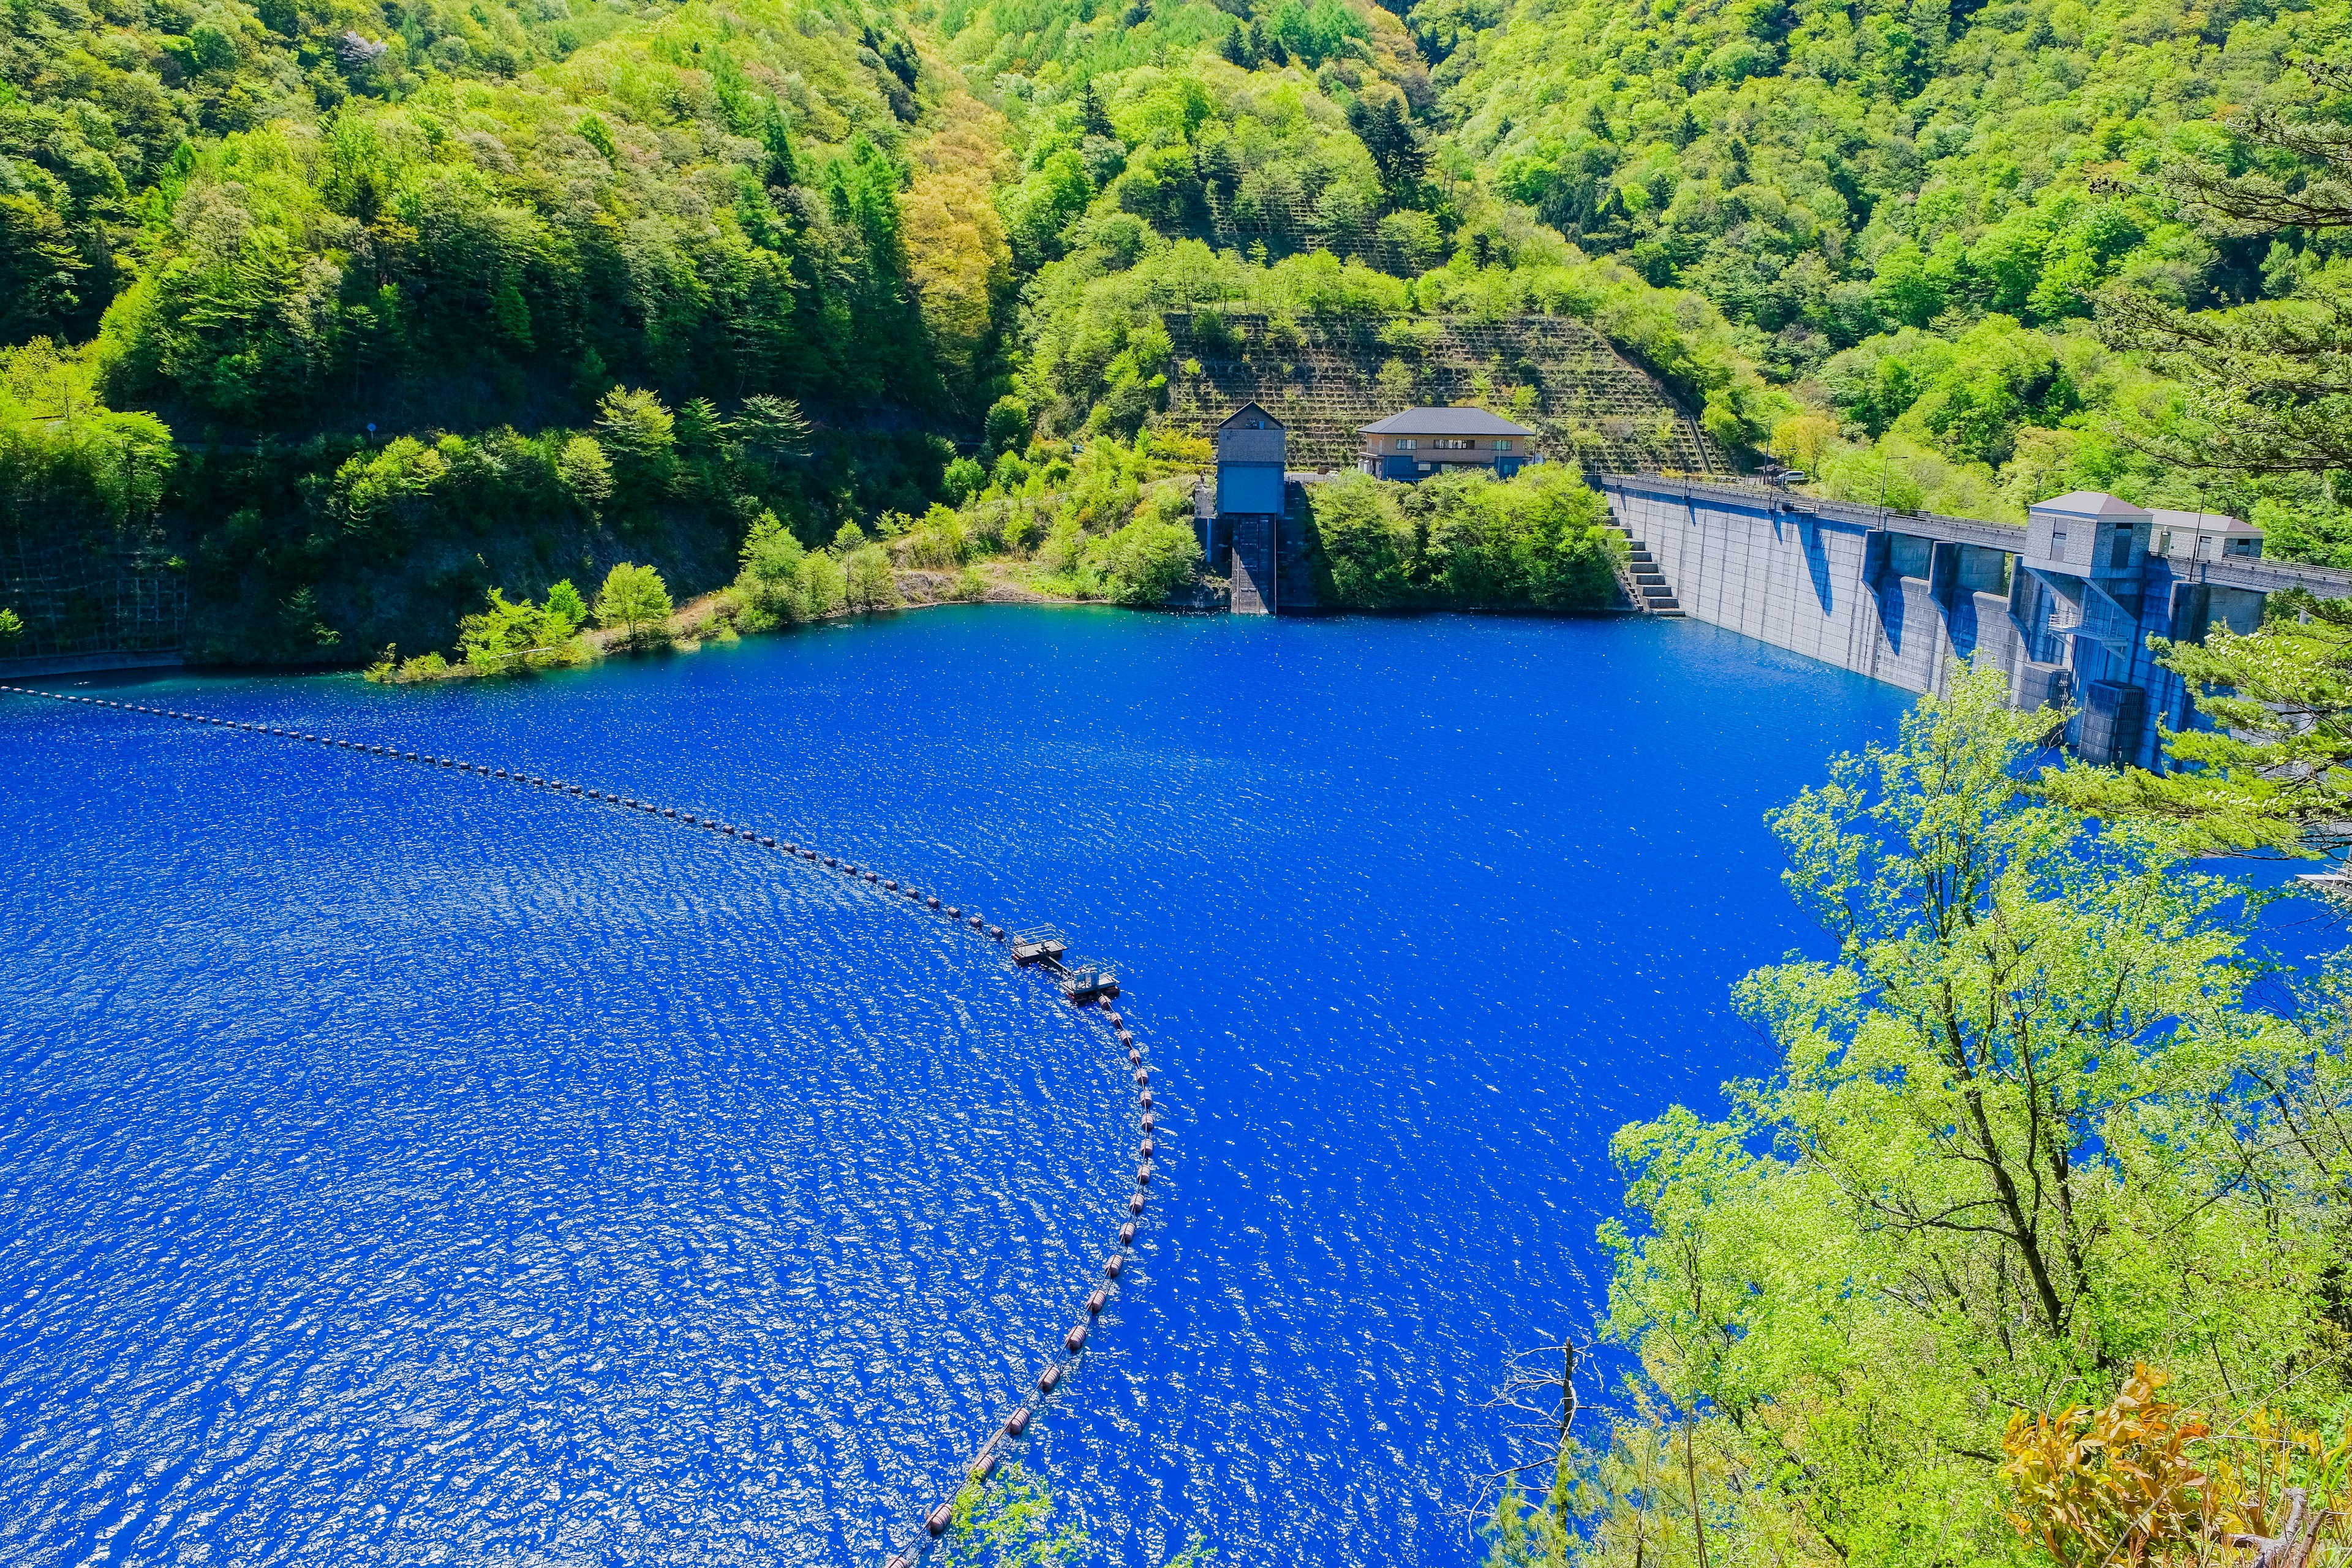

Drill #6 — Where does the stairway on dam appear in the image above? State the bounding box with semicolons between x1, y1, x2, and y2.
1597;473;2352;767
1603;516;1683;616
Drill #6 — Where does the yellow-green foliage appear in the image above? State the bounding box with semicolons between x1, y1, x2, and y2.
1311;464;1623;609
1498;671;2352;1568
0;339;174;532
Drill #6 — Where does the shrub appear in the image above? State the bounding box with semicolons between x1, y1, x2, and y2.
905;504;971;567
843;544;899;610
943;455;986;504
1309;472;1411;607
1102;516;1202;603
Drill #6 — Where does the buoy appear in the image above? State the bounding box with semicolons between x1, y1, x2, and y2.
1086;1288;1107;1314
864;871;877;883
1039;1365;1061;1394
989;925;1005;940
887;1556;910;1568
1128;1050;1141;1066
1136;1164;1152;1185
946;906;960;918
884;879;898;891
1065;1322;1088;1351
1129;1193;1145;1215
1140;1139;1155;1158
1139;1090;1153;1109
967;915;982;930
925;896;940;909
1141;1113;1155;1133
971;1452;1000;1483
761;837;776;848
1104;1255;1123;1278
824;856;837;866
665;809;677;818
925;1502;953;1536
1120;1221;1137;1246
1006;1408;1030;1438
1134;1068;1149;1085
1117;1030;1134;1046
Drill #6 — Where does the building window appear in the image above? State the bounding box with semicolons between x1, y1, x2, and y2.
2049;530;2067;559
2108;524;2133;569
1397;439;1415;451
1495;440;1512;452
1433;439;1472;450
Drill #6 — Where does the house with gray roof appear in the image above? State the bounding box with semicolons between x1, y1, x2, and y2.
1357;407;1537;481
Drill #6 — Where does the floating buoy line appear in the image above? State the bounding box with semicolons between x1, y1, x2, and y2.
2;682;1161;1567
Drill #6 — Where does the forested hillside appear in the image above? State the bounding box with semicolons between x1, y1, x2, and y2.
1434;0;2351;542
0;0;2345;660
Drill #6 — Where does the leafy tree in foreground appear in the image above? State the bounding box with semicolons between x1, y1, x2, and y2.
593;562;673;644
1493;667;2352;1567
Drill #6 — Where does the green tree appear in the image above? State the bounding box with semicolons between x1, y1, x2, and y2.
1520;668;2352;1567
556;435;613;512
734;395;812;462
0;607;23;643
1309;472;1411;606
735;510;846;627
2043;590;2352;856
456;587;549;670
943;454;986;503
542;578;587;637
1101;514;1201;603
842;543;899;609
595;387;679;498
593;561;673;643
2101;56;2352;477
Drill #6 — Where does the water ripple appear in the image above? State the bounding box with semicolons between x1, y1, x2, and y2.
1;609;1902;1566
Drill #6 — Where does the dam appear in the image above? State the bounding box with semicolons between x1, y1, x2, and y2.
1597;473;2352;769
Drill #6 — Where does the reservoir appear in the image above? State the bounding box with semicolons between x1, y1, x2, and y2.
0;609;1904;1566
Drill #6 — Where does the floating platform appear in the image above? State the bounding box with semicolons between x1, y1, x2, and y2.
1052;956;1118;1002
1009;926;1066;963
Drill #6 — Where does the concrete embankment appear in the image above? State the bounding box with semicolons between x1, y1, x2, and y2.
1597;473;2352;768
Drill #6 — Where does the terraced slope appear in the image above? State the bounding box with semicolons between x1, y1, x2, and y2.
1161;312;1725;472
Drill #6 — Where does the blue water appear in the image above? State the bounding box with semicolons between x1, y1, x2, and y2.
0;610;1907;1567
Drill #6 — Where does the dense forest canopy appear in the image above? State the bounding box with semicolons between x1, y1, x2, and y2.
0;0;2345;646
11;0;2352;1559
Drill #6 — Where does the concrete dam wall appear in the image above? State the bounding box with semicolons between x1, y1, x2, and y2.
1598;474;2352;769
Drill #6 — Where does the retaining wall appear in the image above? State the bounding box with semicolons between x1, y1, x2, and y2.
1599;475;2352;769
